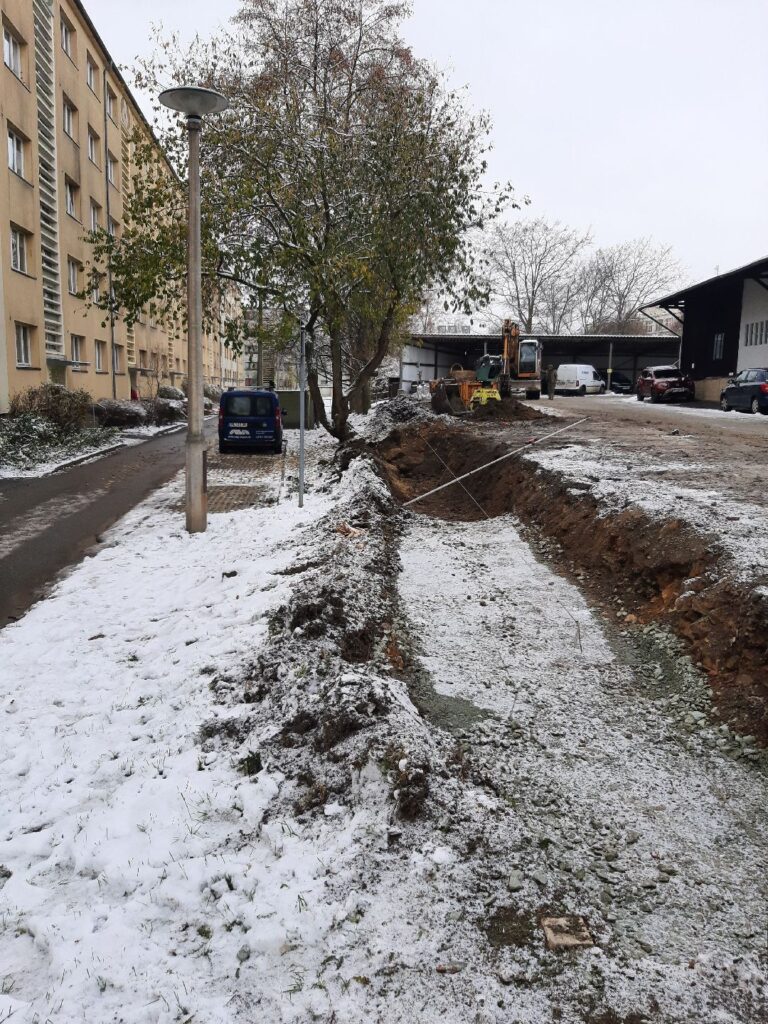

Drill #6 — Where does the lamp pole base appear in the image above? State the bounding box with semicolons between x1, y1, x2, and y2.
185;432;208;534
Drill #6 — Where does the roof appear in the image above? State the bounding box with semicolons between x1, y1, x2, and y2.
409;333;678;345
641;254;768;310
70;0;175;174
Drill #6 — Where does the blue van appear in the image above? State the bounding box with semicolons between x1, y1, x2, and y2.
218;389;283;454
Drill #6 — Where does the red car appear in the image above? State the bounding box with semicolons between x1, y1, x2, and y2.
636;366;695;403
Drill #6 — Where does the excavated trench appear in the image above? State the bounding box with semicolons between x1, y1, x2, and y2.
372;419;768;743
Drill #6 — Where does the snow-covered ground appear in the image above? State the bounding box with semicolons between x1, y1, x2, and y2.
0;443;335;1023
398;516;768;1021
1;411;766;1023
524;440;768;580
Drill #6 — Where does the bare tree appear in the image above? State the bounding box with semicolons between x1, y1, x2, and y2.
485;218;592;332
578;238;683;333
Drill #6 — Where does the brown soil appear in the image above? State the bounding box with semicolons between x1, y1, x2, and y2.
373;420;768;742
470;397;546;422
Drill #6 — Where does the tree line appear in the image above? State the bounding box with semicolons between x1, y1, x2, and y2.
482;219;683;336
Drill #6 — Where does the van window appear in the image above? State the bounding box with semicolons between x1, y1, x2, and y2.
224;394;273;417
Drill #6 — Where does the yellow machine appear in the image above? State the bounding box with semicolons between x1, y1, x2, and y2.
469;384;501;408
428;320;542;411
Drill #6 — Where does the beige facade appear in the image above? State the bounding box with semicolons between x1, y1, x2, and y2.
0;0;241;413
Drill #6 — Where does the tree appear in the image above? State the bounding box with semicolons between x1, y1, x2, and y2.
485;218;592;333
576;238;683;334
84;0;510;439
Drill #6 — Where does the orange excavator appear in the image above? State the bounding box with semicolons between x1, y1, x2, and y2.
430;320;542;411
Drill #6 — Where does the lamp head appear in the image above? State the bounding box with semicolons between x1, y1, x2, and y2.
159;86;229;118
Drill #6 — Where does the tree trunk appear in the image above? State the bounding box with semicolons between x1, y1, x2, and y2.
345;305;396;419
347;379;371;414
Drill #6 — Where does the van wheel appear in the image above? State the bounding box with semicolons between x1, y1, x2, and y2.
636;390;644;401
578;385;586;396
273;436;283;454
720;397;731;412
218;443;229;454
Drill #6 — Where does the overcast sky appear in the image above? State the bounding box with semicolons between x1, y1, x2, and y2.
87;0;768;282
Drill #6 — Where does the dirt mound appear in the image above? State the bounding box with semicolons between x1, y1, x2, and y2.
373;419;768;742
470;396;545;422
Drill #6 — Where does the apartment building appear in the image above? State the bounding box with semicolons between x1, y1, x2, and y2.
0;0;240;413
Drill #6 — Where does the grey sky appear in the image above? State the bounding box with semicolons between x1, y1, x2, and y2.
87;0;768;283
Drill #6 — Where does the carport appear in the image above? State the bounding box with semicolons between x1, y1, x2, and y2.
399;332;681;390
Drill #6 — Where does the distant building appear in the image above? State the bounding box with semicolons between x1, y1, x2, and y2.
0;0;240;411
641;256;768;401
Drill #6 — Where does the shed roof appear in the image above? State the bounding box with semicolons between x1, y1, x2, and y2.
641;255;768;311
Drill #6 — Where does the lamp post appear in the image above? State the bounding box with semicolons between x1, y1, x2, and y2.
159;86;228;534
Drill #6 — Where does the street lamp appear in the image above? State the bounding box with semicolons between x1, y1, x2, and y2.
159;86;228;534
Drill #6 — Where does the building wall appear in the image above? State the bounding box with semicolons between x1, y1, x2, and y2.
1;0;234;413
1;0;47;410
679;275;743;399
737;279;768;372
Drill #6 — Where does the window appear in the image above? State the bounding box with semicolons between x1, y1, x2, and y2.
89;200;100;231
86;55;98;93
63;98;76;138
106;87;116;121
713;332;725;361
87;127;99;165
10;226;27;273
3;25;22;78
91;276;100;302
139;348;147;368
71;334;84;366
224;394;274;417
107;151;117;185
95;339;106;371
112;344;123;373
15;323;31;366
60;14;73;59
67;257;79;294
65;179;78;218
7;126;24;176
108;216;118;237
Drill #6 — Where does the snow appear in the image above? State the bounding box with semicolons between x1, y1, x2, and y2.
398;514;768;1020
1;415;766;1023
524;441;768;579
0;450;334;1023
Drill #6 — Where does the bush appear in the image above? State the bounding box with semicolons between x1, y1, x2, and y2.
95;399;148;428
10;383;92;431
142;398;186;425
0;413;117;470
158;384;185;400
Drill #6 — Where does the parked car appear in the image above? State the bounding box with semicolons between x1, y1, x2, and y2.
555;364;606;395
218;388;283;454
719;368;768;414
597;369;634;394
635;366;695;403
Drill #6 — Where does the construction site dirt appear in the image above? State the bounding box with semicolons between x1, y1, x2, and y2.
372;400;768;744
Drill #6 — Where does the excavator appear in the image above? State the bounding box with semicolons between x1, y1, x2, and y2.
430;320;542;411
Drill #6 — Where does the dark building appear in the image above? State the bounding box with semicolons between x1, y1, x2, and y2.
641;256;768;401
399;332;679;391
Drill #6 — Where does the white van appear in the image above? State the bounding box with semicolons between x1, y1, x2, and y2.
555;364;606;395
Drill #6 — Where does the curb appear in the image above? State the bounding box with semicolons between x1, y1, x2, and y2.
47;442;126;475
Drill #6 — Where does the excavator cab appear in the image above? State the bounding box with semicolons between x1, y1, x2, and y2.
475;354;503;383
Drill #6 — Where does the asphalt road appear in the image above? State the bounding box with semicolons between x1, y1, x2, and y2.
0;425;214;628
